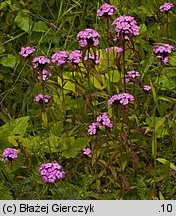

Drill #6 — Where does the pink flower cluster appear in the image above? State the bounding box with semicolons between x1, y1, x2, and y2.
112;15;140;40
159;2;174;12
37;70;52;81
3;148;18;163
32;56;50;68
97;3;117;17
19;46;35;57
88;123;97;135
153;44;174;63
68;50;82;64
88;112;112;135
51;50;69;66
76;29;101;47
34;94;51;103
39;162;65;183
96;112;113;128
108;93;134;105
84;54;100;64
125;70;140;83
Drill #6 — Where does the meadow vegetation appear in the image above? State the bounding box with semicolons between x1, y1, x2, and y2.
0;0;176;199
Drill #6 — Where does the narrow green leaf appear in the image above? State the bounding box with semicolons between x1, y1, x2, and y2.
157;96;172;102
121;160;128;171
150;79;156;103
157;158;176;171
155;110;176;131
159;191;165;200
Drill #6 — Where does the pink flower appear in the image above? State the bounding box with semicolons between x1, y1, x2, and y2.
77;29;101;47
88;123;98;135
2;148;18;163
68;50;82;64
37;70;52;81
108;93;134;105
51;50;69;66
34;94;51;103
112;15;140;40
39;162;65;183
96;112;113;128
153;44;174;63
97;3;117;17
143;85;151;91
88;112;112;135
159;2;174;12
19;46;35;57
83;148;91;155
125;70;140;83
32;56;50;68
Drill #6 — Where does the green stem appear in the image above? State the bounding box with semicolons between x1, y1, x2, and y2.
122;39;126;93
166;13;169;38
